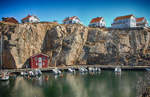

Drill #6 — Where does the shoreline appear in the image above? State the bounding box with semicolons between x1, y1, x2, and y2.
2;65;150;73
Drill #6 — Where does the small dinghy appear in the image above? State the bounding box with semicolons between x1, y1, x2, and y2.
96;67;101;72
114;67;121;73
88;67;101;72
68;68;76;73
88;67;94;72
79;67;88;73
28;71;35;77
0;72;9;81
34;69;42;76
52;68;61;75
20;71;28;76
145;68;150;71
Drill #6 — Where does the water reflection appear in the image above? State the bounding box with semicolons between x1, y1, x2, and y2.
53;74;64;79
11;77;44;97
89;71;101;75
0;71;146;97
66;73;89;97
0;80;10;86
66;71;145;97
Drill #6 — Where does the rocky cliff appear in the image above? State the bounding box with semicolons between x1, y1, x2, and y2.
0;21;150;68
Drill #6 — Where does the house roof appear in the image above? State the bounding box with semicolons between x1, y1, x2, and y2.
63;16;78;22
2;17;19;24
22;15;32;21
114;14;134;21
90;17;103;23
136;17;145;22
70;16;76;20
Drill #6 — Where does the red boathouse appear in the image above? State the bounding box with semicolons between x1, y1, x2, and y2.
30;53;49;68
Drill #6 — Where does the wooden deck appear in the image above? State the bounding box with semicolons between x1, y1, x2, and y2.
2;65;150;73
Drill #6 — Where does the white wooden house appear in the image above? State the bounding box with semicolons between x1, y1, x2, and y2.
136;17;149;27
21;15;40;23
111;14;136;28
89;17;106;27
63;16;81;24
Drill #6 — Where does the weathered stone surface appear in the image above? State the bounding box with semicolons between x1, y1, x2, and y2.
0;22;57;68
78;27;150;65
137;71;150;97
0;21;150;68
43;24;88;66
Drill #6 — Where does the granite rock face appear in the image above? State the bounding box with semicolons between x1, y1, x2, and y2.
0;22;150;68
0;22;57;68
79;28;150;65
42;24;88;66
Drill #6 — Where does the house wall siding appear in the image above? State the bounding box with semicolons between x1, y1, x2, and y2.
112;16;136;28
136;19;149;27
29;16;40;23
22;16;40;23
30;54;49;69
63;17;81;24
89;18;106;27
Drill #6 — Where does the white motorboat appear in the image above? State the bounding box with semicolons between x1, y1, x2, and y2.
34;69;42;76
22;69;42;77
68;68;76;73
20;71;28;76
0;72;9;81
52;68;61;75
79;67;84;72
28;71;35;77
114;67;121;73
94;67;101;72
146;68;150;71
88;67;94;72
88;67;101;72
96;67;101;72
79;67;88;73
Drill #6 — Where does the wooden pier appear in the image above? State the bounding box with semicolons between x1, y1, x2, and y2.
2;65;150;73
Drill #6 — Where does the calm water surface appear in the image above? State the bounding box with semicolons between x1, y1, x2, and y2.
0;70;146;97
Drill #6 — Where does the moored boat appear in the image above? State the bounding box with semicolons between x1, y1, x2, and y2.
79;67;88;73
68;68;76;73
114;67;121;73
96;67;101;72
0;72;9;81
145;68;150;71
33;69;42;76
52;68;61;75
20;71;28;76
28;70;35;77
88;67;95;72
88;67;101;72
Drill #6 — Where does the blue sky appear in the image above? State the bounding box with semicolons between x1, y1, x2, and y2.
0;0;150;27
